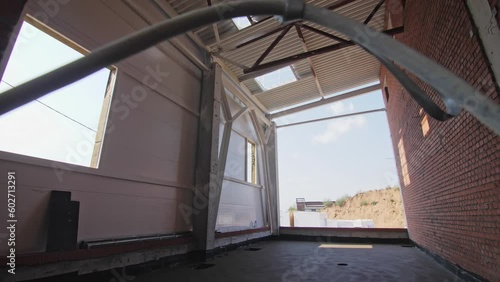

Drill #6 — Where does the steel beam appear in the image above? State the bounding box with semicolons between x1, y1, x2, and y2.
236;24;289;49
214;53;249;69
265;122;280;235
277;108;386;128
231;107;249;121
249;110;273;230
294;24;325;98
252;24;293;68
217;63;272;122
234;0;358;50
192;63;225;254
220;84;232;121
215;119;232;221
299;23;350;44
271;84;381;119
206;0;222;47
364;0;386;25
327;0;359;10
240;26;404;80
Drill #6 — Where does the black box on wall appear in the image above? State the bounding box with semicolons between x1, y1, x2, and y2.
46;191;80;252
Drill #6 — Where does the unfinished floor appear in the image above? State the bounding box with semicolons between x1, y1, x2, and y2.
131;241;462;282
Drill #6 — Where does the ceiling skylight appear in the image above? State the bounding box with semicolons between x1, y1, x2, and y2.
232;17;252;30
255;66;297;91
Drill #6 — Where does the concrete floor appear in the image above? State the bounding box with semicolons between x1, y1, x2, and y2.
133;241;463;282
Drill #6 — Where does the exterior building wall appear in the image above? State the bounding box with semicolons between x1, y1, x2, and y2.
382;0;500;280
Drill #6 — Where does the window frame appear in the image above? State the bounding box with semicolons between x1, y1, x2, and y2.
0;15;117;168
245;139;257;185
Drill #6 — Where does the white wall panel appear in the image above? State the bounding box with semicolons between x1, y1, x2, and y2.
225;131;246;180
216;87;268;232
216;180;264;231
0;159;193;254
98;72;198;186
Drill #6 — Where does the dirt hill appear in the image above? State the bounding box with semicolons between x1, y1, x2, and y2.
323;187;406;228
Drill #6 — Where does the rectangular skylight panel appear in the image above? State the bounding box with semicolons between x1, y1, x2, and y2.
232;17;252;30
255;66;297;91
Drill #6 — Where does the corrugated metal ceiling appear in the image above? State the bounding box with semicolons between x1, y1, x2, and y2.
164;0;387;112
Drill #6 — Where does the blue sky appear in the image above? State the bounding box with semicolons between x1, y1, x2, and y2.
0;21;110;167
274;88;400;211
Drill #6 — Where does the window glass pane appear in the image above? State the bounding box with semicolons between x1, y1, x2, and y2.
246;141;256;184
226;132;245;180
247;142;252;182
0;20;113;167
255;67;297;91
232;17;252;30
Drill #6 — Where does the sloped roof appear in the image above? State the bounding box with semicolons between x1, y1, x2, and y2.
166;0;389;112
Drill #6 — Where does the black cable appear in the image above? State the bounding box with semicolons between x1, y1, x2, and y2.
1;80;96;132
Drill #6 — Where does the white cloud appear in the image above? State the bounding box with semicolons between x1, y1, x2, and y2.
330;101;355;115
312;101;364;144
313;116;366;144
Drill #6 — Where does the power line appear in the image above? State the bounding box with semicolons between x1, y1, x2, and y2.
1;80;97;133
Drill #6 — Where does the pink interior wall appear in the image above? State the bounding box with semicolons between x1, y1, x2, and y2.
0;0;204;255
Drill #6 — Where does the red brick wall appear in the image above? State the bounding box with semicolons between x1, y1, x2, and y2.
382;0;500;281
0;0;26;78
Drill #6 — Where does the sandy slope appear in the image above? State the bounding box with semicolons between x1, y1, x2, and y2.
323;187;407;228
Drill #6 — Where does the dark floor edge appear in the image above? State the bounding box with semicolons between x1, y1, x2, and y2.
25;236;273;282
205;235;273;260
24;251;196;282
413;241;487;282
277;234;411;244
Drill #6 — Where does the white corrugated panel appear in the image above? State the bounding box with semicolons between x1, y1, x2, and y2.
166;0;388;111
255;76;321;111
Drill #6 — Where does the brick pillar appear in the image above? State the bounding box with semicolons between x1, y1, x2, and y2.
0;0;27;78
